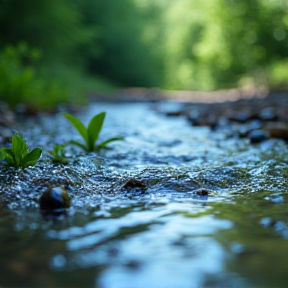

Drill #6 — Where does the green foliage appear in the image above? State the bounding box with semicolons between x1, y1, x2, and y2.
49;144;69;164
0;0;162;96
160;0;288;90
0;134;42;169
76;0;162;87
0;43;73;109
1;0;288;97
0;0;92;63
64;112;124;152
0;149;4;162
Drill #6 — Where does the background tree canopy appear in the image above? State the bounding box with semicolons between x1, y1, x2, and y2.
0;0;287;107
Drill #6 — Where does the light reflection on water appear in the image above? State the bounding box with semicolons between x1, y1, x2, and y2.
48;200;233;288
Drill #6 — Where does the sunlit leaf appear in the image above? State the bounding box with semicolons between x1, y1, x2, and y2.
68;140;88;151
64;112;124;153
12;134;28;166
96;136;124;151
64;113;89;146
87;112;106;151
22;148;42;168
1;148;15;166
0;149;4;161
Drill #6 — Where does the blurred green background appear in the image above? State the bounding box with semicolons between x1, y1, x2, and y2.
0;0;288;109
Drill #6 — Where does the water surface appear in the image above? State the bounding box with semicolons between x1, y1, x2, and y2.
1;103;288;288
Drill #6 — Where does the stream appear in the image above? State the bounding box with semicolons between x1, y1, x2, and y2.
1;101;288;288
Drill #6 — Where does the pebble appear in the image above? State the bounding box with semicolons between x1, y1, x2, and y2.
122;178;146;190
39;186;71;211
249;129;270;144
265;127;288;141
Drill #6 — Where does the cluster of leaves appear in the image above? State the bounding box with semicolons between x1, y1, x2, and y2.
48;144;68;164
0;112;123;169
1;0;288;105
0;43;71;110
0;0;161;109
160;0;288;90
0;134;42;169
64;112;123;152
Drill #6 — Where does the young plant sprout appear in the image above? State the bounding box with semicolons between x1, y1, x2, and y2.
49;144;68;164
0;133;42;168
64;112;123;152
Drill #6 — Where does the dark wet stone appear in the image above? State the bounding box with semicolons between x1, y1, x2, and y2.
158;139;182;147
187;110;201;125
238;120;262;138
171;238;186;246
122;178;146;190
249;130;270;144
259;107;278;121
229;111;253;123
155;102;185;116
15;103;40;116
188;117;203;126
265;127;288;141
238;126;250;138
204;115;218;130
39;186;71;211
125;260;142;270
193;188;210;196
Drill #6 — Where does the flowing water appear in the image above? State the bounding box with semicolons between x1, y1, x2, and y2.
1;102;288;288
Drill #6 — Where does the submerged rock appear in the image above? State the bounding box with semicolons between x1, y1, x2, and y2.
259;107;278;121
265;125;288;141
121;179;147;196
193;188;210;196
122;178;146;190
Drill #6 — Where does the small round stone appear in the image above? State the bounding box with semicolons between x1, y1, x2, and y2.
39;186;71;210
249;129;269;144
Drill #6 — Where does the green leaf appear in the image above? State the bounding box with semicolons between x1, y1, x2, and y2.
68;140;88;151
96;136;124;151
87;112;106;151
22;148;42;168
64;113;89;146
56;144;65;157
0;149;4;161
12;134;28;166
2;148;16;166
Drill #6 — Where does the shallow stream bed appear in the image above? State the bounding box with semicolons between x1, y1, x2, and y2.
1;102;288;288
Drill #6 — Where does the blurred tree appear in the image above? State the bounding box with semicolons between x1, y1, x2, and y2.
0;0;163;101
160;0;288;90
0;0;92;63
1;0;287;97
195;0;288;89
77;0;163;87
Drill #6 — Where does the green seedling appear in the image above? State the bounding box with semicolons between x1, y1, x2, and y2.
49;144;69;164
64;112;123;152
0;133;42;168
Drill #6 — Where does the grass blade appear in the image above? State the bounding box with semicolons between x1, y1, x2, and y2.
0;149;4;161
96;136;124;151
22;148;42;168
1;148;15;166
64;113;89;146
68;140;88;151
87;112;106;151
